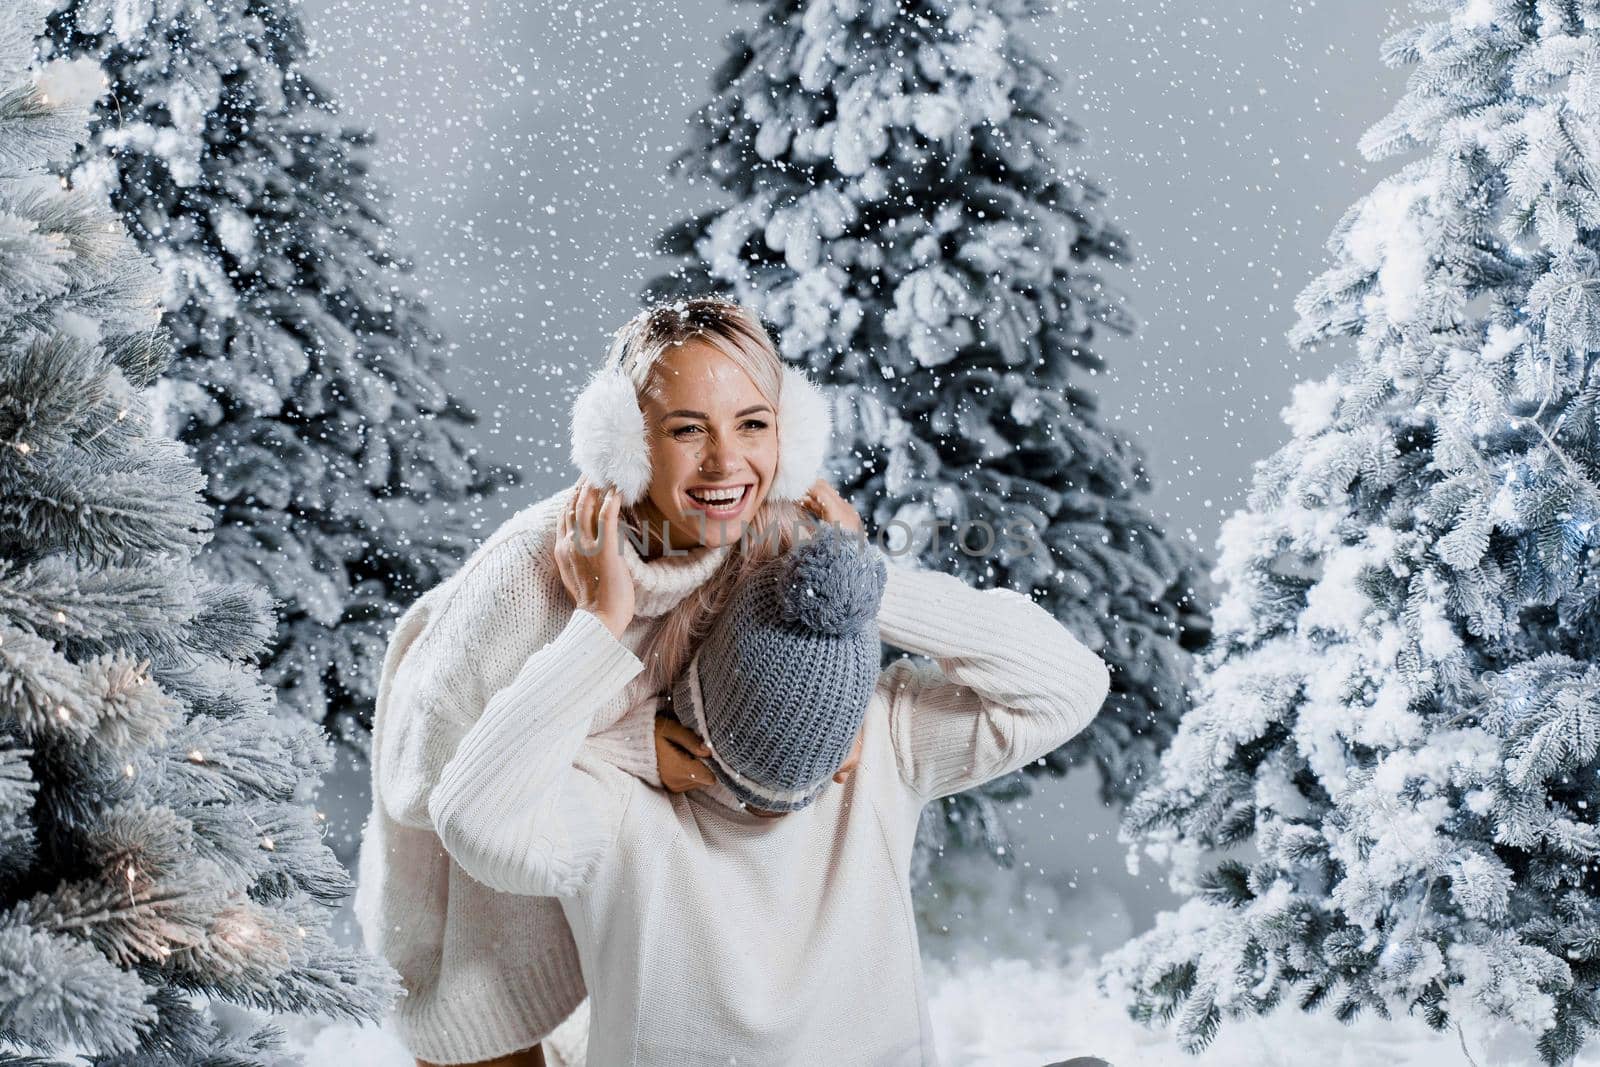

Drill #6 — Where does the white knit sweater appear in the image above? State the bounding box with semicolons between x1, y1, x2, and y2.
424;545;1112;1065
354;486;735;1064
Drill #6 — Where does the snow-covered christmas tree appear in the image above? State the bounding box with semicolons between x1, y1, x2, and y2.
36;0;518;751
1101;1;1600;1062
645;0;1212;870
0;5;400;1056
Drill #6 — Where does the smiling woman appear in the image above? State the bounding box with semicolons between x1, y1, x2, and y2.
637;359;778;543
421;468;1112;1067
567;297;834;697
359;296;1112;1066
357;297;844;1067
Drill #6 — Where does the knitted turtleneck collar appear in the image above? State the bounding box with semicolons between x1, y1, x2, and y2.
619;526;733;618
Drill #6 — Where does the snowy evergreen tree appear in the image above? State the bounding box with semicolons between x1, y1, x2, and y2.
36;0;518;752
1101;2;1600;1062
645;0;1212;872
0;5;400;1057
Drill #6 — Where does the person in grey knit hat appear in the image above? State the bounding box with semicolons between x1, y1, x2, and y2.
421;476;1113;1065
667;521;888;813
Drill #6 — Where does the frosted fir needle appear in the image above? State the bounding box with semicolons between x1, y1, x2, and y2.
79;408;130;446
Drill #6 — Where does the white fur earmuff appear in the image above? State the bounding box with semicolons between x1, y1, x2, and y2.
568;361;832;506
768;364;832;501
569;366;652;504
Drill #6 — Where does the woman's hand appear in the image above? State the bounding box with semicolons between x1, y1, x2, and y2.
554;475;635;640
654;715;714;793
655;714;861;792
832;726;864;784
799;478;863;535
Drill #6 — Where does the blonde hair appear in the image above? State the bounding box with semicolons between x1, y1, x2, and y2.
604;296;811;697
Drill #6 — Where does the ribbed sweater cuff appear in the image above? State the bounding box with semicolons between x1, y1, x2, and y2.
876;561;1110;728
591;708;662;787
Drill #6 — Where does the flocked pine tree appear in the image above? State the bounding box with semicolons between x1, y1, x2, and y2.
1100;1;1600;1062
0;6;400;1058
645;0;1212;873
35;0;518;752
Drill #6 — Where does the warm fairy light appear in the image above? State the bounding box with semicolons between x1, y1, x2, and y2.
57;706;69;720
124;763;134;777
188;749;205;762
296;926;306;938
14;442;28;455
222;916;259;947
260;836;274;851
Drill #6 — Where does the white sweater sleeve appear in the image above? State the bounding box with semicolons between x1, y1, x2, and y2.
427;609;644;897
875;560;1112;802
375;532;661;832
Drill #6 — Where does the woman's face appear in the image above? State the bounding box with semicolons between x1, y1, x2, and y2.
636;340;778;550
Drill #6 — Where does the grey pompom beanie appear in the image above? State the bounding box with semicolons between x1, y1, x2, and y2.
669;523;888;813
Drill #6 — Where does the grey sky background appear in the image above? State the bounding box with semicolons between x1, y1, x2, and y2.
300;0;1418;936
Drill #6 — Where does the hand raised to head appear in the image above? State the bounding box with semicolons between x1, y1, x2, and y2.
799;478;864;535
555;474;635;640
654;714;714;794
832;725;865;784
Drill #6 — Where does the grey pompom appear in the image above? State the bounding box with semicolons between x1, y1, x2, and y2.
776;526;886;635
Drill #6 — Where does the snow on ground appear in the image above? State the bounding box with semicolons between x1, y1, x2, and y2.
294;771;1577;1065
281;944;1582;1067
924;945;1530;1067
280;848;1586;1067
